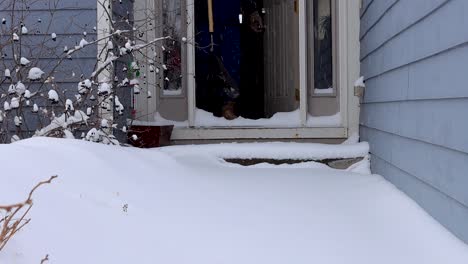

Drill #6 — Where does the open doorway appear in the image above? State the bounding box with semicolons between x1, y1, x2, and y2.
194;0;299;122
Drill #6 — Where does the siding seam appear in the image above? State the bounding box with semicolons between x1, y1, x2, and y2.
362;96;468;105
363;38;468;81
370;153;468;216
360;0;451;60
360;0;375;18
359;0;399;41
360;123;468;157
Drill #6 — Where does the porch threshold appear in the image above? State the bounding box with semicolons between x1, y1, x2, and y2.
171;127;347;140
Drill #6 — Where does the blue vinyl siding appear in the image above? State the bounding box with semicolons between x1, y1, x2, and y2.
360;0;468;243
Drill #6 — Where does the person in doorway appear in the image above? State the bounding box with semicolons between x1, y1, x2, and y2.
238;0;265;119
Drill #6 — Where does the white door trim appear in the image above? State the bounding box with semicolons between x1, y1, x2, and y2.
298;0;308;126
187;0;196;127
337;0;349;129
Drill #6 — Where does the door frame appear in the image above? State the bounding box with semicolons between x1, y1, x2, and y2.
129;0;358;139
298;0;308;126
186;0;346;126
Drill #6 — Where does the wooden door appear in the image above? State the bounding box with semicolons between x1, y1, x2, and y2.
263;0;300;118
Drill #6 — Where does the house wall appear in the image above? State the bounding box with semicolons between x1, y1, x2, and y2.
0;0;97;138
360;0;468;243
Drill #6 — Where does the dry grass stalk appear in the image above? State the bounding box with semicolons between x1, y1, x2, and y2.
0;176;57;252
40;254;49;264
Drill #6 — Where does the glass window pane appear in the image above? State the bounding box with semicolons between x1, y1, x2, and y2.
313;0;333;91
162;0;183;95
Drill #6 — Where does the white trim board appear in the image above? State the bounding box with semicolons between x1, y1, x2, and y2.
171;127;347;140
187;0;196;127
299;0;308;126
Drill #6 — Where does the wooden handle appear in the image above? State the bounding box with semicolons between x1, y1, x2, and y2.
207;0;214;33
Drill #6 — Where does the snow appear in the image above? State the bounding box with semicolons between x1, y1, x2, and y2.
20;57;30;66
3;101;10;111
314;88;334;94
35;111;88;137
65;99;74;111
10;135;20;142
306;112;342;127
7;84;15;95
355;76;365;87
15;81;26;95
130;112;189;127
346;155;371;175
10;97;19;109
77;79;92;94
79;38;89;48
161;142;370;161
24;90;31;99
194;109;341;127
100;119;109;128
125;40;133;51
28;67;45;80
131;109;342;128
13;115;21;126
92;54;118;77
48;90;59;102
115;96;124;114
21;26;28;34
129;78;139;85
98;82;111;95
163;88;183;96
0;138;468;264
342;132;360;145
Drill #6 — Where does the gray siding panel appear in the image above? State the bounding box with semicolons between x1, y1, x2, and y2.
369;153;468;243
360;0;398;39
361;126;468;208
364;43;468;103
360;0;449;59
0;1;97;137
361;0;466;78
361;99;468;153
0;0;97;10
360;0;468;243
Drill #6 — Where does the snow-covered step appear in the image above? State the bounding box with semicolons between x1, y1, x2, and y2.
160;142;369;161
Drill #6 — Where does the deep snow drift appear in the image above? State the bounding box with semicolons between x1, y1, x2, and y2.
0;138;467;264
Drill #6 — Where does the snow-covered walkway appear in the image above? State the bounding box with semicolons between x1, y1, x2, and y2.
1;138;467;264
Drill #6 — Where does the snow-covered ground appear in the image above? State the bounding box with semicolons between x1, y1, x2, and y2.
1;138;468;264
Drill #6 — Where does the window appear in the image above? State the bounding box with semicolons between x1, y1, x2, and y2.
161;0;184;96
308;0;335;96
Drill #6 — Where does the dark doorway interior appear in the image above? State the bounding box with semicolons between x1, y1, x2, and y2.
195;0;265;120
